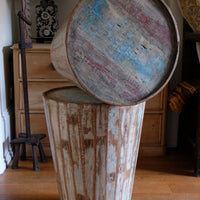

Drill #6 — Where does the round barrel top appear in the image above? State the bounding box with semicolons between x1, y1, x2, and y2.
44;87;104;104
67;0;179;105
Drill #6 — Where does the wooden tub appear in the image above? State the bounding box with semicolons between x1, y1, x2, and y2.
43;86;145;200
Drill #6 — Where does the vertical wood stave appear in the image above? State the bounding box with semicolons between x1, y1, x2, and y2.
43;87;145;200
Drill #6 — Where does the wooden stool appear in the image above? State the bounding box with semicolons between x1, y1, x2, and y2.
43;87;145;200
11;133;47;171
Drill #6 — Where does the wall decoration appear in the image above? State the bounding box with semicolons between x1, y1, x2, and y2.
36;0;58;42
178;0;200;32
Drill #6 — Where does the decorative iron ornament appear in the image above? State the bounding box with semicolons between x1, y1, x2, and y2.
36;0;58;42
21;0;32;48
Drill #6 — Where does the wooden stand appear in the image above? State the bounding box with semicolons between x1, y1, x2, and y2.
43;87;145;200
11;8;47;171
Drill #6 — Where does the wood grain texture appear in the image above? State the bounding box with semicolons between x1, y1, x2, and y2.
12;43;74;157
2;154;200;200
43;87;145;200
19;51;64;79
51;0;179;105
19;82;73;110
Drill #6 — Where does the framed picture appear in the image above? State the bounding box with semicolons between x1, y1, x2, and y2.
35;0;58;42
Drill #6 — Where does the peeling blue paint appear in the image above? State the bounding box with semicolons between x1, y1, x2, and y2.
79;0;167;82
108;109;119;139
107;145;117;173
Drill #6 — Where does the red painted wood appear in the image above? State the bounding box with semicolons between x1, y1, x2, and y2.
51;0;180;105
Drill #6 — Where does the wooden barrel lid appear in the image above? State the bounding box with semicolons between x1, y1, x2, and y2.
44;87;104;104
66;0;179;105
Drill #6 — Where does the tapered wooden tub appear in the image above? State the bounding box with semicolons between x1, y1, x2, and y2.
43;87;145;200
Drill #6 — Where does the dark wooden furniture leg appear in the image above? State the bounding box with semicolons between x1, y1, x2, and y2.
32;145;40;171
20;143;26;161
11;133;46;170
195;93;200;177
11;137;27;169
11;144;21;169
19;133;26;161
195;132;200;176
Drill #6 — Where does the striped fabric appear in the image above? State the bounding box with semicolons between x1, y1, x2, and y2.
169;81;200;113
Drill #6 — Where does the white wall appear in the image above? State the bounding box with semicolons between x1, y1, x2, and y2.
0;0;15;174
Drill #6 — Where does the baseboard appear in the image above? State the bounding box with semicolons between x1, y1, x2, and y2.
0;157;6;174
139;146;166;157
4;150;12;166
0;104;14;174
3;104;14;155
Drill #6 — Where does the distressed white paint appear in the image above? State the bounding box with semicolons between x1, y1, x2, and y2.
43;87;145;200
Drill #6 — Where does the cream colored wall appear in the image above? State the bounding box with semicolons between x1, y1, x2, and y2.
0;0;14;174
